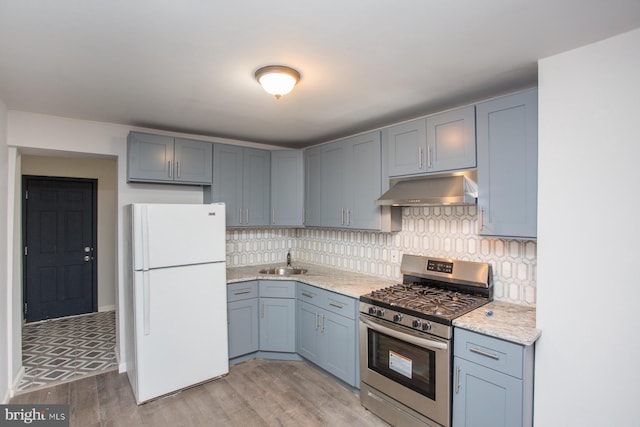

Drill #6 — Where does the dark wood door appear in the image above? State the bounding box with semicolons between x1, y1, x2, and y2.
23;176;97;322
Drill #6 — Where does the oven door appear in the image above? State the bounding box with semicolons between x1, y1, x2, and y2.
359;314;451;427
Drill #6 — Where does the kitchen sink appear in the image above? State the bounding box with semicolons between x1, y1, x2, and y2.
258;267;308;276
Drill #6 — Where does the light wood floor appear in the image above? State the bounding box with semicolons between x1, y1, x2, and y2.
11;358;389;426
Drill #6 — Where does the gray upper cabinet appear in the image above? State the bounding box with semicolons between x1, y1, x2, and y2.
386;105;476;177
127;132;213;185
476;89;538;238
304;146;322;227
320;140;347;227
426;105;476;172
271;150;304;226
345;132;382;229
312;131;382;229
206;144;270;227
243;148;271;226
386;118;427;176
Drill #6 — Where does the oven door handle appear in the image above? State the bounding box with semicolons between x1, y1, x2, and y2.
360;317;448;351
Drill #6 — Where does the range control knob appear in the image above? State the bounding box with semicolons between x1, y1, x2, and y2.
368;307;377;315
422;322;432;331
376;309;385;317
412;319;422;328
393;313;403;322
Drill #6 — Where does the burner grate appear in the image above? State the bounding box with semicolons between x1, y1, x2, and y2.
363;282;488;320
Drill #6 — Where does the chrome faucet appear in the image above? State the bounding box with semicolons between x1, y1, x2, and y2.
286;249;292;267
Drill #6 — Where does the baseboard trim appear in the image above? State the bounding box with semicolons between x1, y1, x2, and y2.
117;353;127;373
230;351;303;365
98;305;116;312
7;366;25;400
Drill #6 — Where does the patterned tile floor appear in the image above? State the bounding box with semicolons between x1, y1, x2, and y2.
18;311;117;392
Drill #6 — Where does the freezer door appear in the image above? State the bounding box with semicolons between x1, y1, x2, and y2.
133;203;225;270
131;262;228;404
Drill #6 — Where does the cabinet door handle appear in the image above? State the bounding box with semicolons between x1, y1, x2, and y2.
302;207;305;225
418;146;423;169
328;302;343;309
427;146;432;168
233;290;251;295
315;312;319;330
272;209;275;224
469;347;500;360
168;161;172;178
455;365;461;394
341;208;345;225
320;313;325;333
176;161;180;178
479;207;484;232
239;208;243;225
246;209;249;224
347;209;351;225
301;292;314;299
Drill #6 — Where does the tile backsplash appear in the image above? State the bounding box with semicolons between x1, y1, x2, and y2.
226;205;537;306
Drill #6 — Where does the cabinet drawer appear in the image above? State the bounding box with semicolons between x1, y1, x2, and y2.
260;280;296;298
227;281;258;302
324;291;356;319
297;282;324;305
454;328;524;378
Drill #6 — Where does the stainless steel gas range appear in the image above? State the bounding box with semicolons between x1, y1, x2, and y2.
359;254;492;427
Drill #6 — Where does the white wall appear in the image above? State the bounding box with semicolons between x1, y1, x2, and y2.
0;99;9;402
5;111;283;385
535;28;640;426
7;111;202;380
21;155;118;311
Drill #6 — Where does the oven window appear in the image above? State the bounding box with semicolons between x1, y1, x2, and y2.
367;328;436;400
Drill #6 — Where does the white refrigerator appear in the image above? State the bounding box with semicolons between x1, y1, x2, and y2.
127;203;228;404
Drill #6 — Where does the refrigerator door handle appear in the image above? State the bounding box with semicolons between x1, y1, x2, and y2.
141;205;150;271
143;273;151;335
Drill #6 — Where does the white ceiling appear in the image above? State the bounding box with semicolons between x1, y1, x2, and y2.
1;1;639;148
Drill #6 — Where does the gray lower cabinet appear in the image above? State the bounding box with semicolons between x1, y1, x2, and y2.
271;150;304;226
296;283;357;386
205;144;271;227
476;89;538;238
127;132;213;185
227;281;259;359
452;328;534;427
259;281;296;352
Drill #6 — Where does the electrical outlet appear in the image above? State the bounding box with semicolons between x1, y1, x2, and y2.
391;250;399;263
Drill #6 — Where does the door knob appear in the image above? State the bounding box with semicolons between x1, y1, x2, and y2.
84;246;92;253
84;255;91;262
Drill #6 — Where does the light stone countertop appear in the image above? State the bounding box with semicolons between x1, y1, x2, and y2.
227;262;397;299
453;300;541;346
228;262;541;346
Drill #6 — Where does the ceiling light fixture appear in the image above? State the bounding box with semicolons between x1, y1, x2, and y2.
255;65;300;99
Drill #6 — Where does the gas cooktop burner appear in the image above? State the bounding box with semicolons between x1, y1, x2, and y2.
359;255;493;332
362;283;487;320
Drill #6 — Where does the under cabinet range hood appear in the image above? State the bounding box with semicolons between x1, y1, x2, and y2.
376;170;478;207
